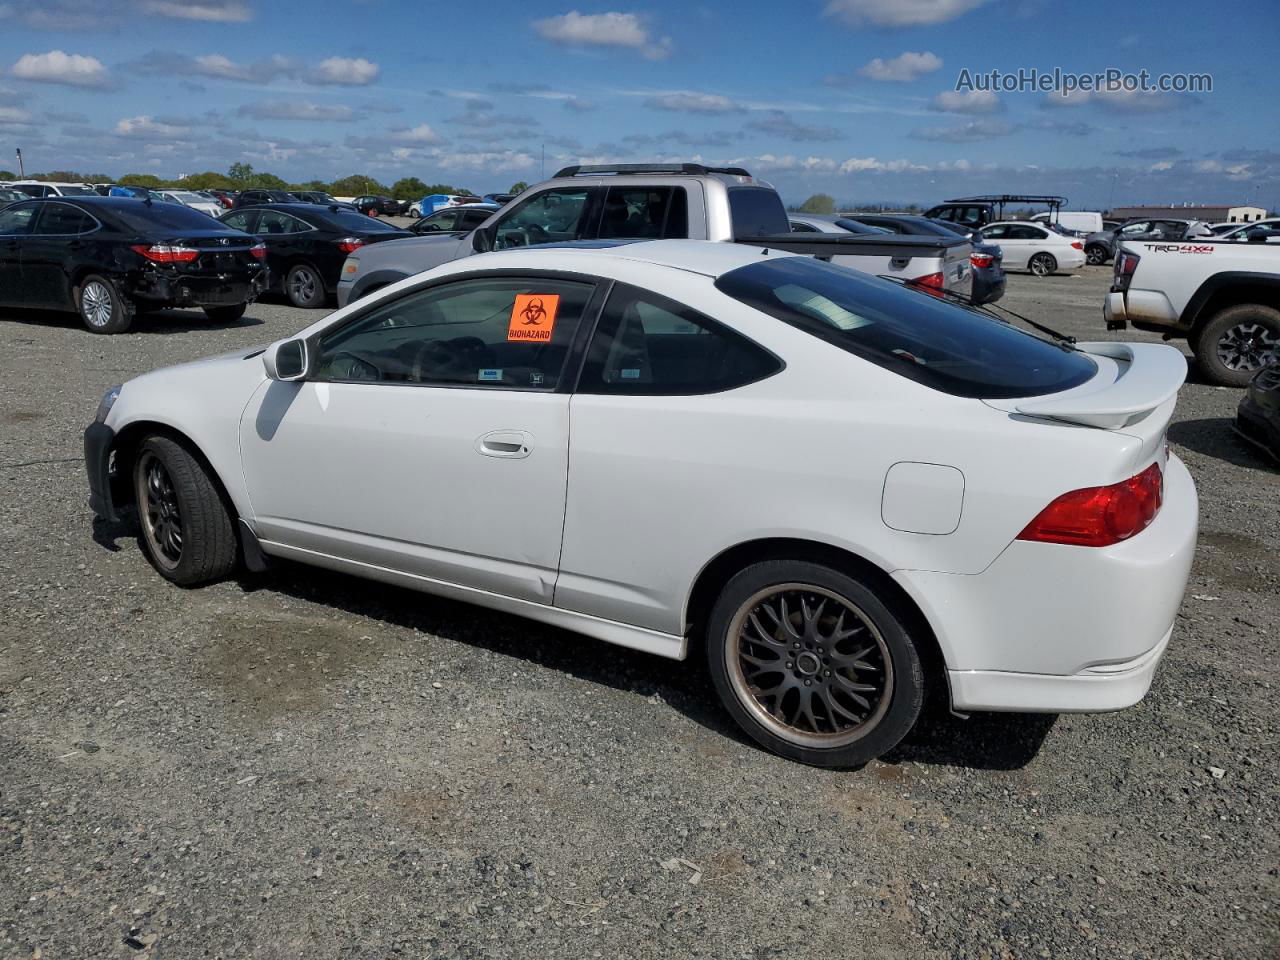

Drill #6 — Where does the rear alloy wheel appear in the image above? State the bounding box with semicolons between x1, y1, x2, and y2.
286;264;326;308
707;561;924;767
1085;244;1109;265
1028;253;1057;277
203;303;247;324
1193;304;1280;387
133;435;239;586
78;275;131;334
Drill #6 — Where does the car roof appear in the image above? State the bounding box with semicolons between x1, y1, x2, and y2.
984;220;1049;228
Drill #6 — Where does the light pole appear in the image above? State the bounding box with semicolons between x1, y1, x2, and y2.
16;147;24;178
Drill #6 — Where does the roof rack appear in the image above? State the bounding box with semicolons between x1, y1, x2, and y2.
945;194;1068;213
552;162;753;179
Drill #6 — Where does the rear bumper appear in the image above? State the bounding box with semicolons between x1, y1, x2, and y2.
1104;291;1127;330
895;453;1198;713
129;268;268;308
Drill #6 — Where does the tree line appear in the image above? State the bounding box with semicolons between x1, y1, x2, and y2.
0;164;532;201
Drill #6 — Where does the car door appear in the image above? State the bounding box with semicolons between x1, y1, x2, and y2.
0;202;39;308
21;201;99;309
556;281;783;634
239;272;603;602
979;224;1023;268
255;209;313;280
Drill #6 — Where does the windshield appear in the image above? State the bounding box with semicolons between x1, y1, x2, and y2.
56;186;95;196
111;202;246;234
714;257;1097;399
169;191;203;202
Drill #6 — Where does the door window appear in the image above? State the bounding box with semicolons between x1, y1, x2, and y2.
0;204;38;235
579;283;781;395
597;187;688;240
1006;224;1047;240
420;210;460;231
34;202;96;235
980;224;1008;239
258;210;308;234
493;188;593;249
314;276;595;390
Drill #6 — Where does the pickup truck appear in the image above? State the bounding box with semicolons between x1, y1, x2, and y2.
336;164;971;307
1105;236;1280;386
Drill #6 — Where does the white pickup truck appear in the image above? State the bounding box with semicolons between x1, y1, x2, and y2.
1104;237;1280;386
337;163;971;307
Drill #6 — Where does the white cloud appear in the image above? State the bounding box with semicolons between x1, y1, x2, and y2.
0;105;31;124
1149;161;1174;172
645;92;740;113
10;50;108;87
532;11;672;60
308;56;379;86
826;0;989;27
857;51;942;83
1042;87;1189;112
238;100;355;122
114;115;191;139
391;123;442;144
137;0;252;21
930;89;1001;113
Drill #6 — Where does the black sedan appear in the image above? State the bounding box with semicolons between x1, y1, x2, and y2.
219;203;411;308
1236;364;1280;464
353;195;404;217
853;213;1007;306
0;196;267;334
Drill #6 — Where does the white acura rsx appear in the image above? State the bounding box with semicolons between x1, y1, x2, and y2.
84;239;1198;767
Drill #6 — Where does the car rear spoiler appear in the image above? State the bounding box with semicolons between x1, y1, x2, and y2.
1013;342;1188;429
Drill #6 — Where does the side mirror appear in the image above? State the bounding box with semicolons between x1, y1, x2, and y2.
263;338;309;381
472;224;495;253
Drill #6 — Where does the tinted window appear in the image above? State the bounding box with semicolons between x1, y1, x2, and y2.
258;210;308;234
980;224;1007;239
220;211;256;232
110;202;237;233
1007;224;1047;240
35;202;95;234
597;186;688;240
834;218;891;235
0;204;38;235
790;221;819;233
13;185;47;198
728;188;790;239
579;283;780;395
459;208;494;228
714;257;1096;399
315;277;594;390
322;209;403;233
494;188;592;250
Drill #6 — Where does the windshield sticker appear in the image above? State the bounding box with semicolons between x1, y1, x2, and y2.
478;368;503;382
508;294;560;342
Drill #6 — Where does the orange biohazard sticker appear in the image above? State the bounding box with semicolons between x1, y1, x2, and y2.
508;294;559;342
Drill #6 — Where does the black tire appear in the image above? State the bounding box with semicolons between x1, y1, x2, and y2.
203;303;247;324
77;274;131;334
705;560;924;768
1085;244;1109;265
1192;303;1280;388
1028;253;1057;277
285;263;327;308
133;435;238;586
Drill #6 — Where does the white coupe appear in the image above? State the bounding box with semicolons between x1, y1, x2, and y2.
85;240;1197;767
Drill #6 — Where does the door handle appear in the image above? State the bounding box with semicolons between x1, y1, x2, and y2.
476;430;532;459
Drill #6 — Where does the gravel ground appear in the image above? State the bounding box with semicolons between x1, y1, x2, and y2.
1;263;1276;960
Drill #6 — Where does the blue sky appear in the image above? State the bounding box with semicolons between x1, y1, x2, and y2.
1;0;1277;209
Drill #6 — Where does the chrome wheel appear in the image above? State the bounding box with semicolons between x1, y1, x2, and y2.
81;281;114;328
138;452;182;569
726;584;893;748
288;267;318;306
1029;253;1055;277
1217;322;1279;372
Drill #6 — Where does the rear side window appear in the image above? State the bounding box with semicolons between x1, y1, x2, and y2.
35;202;95;234
727;188;789;239
597;187;688;240
715;257;1096;399
579;283;781;395
325;209;402;233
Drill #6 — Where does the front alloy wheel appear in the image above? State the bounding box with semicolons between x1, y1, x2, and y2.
138;451;183;571
706;560;924;767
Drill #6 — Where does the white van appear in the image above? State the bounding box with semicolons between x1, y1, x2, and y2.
9;181;97;198
1032;210;1103;234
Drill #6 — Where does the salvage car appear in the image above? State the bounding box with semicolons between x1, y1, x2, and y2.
83;239;1197;767
219;203;411;308
0;196;266;333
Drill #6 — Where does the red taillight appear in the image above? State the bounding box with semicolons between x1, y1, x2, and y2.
249;242;267;259
1114;249;1140;290
971;253;994;268
1071;241;1084;250
908;271;945;297
131;243;199;264
1017;462;1164;548
335;237;365;253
